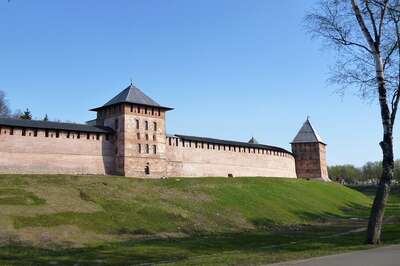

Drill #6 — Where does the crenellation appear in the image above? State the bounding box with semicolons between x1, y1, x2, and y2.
0;84;329;180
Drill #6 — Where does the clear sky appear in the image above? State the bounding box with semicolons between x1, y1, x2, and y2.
0;0;391;166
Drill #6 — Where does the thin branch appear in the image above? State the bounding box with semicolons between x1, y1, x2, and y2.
333;36;374;52
383;42;399;69
365;0;380;41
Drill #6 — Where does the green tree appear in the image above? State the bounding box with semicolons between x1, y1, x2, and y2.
20;109;32;120
328;165;363;184
362;162;382;182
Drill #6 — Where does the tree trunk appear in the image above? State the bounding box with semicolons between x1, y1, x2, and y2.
366;130;394;245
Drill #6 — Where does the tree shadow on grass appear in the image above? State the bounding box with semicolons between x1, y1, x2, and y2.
251;202;371;232
2;223;399;266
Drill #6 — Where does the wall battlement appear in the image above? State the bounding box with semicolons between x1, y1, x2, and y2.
0;84;329;180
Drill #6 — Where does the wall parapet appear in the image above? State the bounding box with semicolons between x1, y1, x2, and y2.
166;135;293;158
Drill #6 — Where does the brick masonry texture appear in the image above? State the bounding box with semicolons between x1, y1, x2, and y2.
166;137;297;178
0;127;114;175
0;87;329;180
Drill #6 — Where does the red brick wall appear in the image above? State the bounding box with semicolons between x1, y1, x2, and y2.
97;103;168;178
0;127;115;175
166;137;297;178
291;142;329;180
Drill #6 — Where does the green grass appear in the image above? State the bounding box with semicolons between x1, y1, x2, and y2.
9;176;371;235
0;174;398;265
0;188;46;206
349;185;400;221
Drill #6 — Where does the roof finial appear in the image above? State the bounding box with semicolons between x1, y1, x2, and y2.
307;115;310;121
130;78;133;86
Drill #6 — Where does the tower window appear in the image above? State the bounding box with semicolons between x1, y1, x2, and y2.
56;131;60;138
153;122;157;131
67;132;70;138
77;133;81;139
137;133;141;140
33;130;38;137
153;135;156;141
45;130;49;138
115;119;119;130
130;104;133;112
22;129;26;136
145;108;148;114
96;133;100;140
87;133;90;139
145;134;149;141
136;119;140;129
146;144;150;154
138;144;142;153
153;145;157;154
145;121;149;130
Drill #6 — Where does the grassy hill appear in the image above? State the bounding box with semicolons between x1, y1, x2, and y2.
0;175;398;265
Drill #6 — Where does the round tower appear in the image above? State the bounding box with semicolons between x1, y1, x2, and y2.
291;118;330;181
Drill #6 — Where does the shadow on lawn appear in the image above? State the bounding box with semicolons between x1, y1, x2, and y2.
1;187;396;265
2;224;397;266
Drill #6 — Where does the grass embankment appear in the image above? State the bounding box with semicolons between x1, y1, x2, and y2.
0;175;398;265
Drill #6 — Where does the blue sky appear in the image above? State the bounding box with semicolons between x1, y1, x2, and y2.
0;0;389;166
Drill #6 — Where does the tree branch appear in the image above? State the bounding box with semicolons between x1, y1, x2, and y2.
391;88;400;124
378;0;389;38
365;0;380;41
352;0;378;52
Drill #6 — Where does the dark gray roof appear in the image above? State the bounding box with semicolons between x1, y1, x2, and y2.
292;119;325;144
91;84;173;111
248;137;259;144
0;117;114;134
174;134;292;154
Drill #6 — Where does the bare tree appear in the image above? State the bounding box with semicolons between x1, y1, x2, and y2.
306;0;400;245
0;90;11;117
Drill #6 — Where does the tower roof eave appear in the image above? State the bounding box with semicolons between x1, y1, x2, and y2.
89;102;174;112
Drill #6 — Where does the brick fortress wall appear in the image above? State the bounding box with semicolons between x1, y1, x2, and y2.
166;136;297;178
0;127;115;175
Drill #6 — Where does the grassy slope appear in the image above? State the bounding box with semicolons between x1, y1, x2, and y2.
0;175;398;265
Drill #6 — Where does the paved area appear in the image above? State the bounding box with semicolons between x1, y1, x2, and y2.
269;245;400;266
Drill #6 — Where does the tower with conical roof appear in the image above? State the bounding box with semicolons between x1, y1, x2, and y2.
291;118;330;181
91;84;173;177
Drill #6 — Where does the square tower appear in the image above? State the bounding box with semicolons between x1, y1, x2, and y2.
91;84;173;178
291;119;330;181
